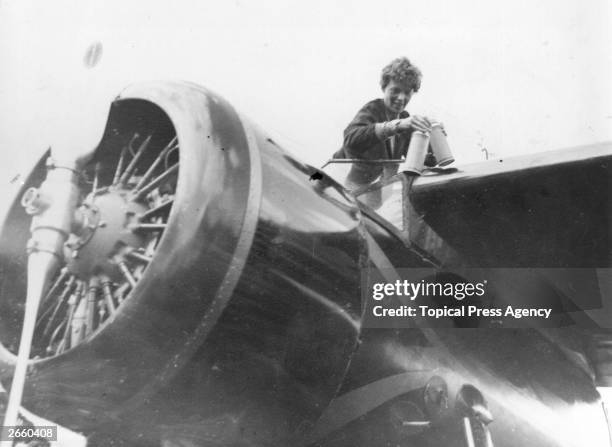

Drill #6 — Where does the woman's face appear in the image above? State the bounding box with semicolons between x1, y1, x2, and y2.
382;80;414;115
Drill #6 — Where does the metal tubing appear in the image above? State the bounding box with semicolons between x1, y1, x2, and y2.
321;158;402;168
114;282;130;304
134;136;177;191
126;251;153;264
138;199;173;221
130;224;167;232
92;162;101;194
132;163;178;202
118;135;152;186
112;147;128;186
49;319;67;355
40;276;77;337
41;267;69;305
118;261;137;288
60;293;79;352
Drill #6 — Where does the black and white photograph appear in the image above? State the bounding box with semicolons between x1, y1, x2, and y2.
0;1;610;445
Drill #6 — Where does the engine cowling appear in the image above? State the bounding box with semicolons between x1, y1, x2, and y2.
0;82;367;439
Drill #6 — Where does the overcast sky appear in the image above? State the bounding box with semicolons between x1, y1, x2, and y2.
0;0;610;189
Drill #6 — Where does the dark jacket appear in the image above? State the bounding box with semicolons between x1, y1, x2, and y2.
333;99;414;185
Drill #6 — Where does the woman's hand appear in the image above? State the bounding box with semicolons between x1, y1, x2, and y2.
397;115;432;133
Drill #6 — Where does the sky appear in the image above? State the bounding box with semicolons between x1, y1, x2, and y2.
0;0;610;198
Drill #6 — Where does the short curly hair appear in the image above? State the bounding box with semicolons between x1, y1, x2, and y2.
380;57;422;92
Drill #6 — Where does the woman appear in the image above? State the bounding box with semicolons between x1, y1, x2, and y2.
334;57;435;187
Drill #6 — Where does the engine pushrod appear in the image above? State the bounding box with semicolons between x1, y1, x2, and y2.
134;136;177;191
132;163;179;202
138;199;174;221
118;135;152;187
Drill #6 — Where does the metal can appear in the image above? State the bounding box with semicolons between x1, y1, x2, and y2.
400;130;430;174
430;123;454;166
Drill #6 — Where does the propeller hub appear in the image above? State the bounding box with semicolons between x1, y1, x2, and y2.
64;189;147;281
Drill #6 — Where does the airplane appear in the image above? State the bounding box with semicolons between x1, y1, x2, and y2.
0;47;610;447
